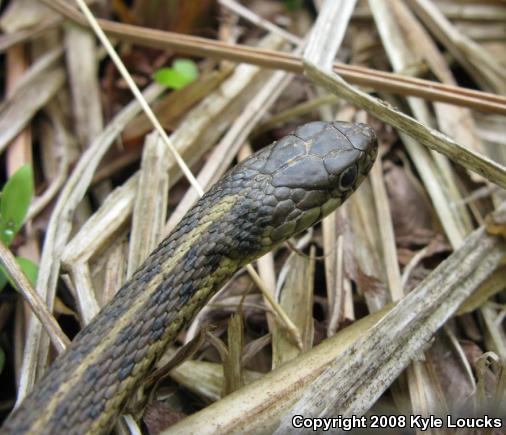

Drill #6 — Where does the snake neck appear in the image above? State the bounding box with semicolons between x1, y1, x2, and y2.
2;121;378;435
2;182;266;435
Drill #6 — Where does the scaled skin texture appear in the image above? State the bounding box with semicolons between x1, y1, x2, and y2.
2;121;377;435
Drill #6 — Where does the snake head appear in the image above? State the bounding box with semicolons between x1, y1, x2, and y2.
269;121;378;197
234;121;378;246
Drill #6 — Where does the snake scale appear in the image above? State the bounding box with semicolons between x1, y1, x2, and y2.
2;121;377;434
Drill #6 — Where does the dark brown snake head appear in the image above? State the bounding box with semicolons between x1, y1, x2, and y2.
259;121;377;193
226;120;378;248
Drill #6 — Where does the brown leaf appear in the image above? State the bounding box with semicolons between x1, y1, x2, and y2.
143;401;186;435
427;333;475;414
398;234;450;267
384;163;435;247
355;264;389;309
400;235;451;291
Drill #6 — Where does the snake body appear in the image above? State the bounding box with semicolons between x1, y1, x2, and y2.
2;121;377;434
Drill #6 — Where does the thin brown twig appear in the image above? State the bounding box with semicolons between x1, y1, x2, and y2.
41;0;506;116
0;241;70;353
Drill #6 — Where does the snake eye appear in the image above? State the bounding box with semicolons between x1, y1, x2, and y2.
339;165;357;191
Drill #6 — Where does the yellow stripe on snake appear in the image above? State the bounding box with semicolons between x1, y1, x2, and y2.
2;121;377;435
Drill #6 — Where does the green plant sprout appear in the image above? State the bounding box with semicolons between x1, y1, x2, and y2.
152;58;199;90
0;164;38;291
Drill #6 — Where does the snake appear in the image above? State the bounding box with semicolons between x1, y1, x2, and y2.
2;121;377;435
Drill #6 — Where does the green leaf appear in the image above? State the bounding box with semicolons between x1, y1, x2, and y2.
0;165;34;245
16;257;38;287
0;257;38;292
0;268;7;292
153;59;198;90
173;59;199;80
0;346;4;375
284;0;303;10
